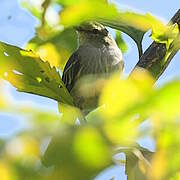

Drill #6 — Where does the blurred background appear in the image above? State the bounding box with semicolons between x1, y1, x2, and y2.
0;0;179;179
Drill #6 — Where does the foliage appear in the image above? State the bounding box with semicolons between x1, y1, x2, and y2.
0;42;73;105
0;0;180;180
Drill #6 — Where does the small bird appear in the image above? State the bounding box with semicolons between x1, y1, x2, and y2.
62;22;124;115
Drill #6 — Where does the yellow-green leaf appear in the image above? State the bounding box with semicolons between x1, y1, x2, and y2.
0;41;73;105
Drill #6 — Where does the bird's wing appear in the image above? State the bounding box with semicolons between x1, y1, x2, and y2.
62;52;81;92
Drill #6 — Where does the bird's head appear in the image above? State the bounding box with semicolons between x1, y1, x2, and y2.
75;22;108;36
75;22;110;45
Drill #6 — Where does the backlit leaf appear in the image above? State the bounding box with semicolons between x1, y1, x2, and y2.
0;41;73;105
99;69;154;120
115;31;128;54
28;28;77;70
0;161;14;180
73;126;111;168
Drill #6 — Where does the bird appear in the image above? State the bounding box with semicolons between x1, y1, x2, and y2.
62;22;124;116
42;22;124;168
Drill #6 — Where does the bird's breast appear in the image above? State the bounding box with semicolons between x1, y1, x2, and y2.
78;44;123;75
69;44;123;114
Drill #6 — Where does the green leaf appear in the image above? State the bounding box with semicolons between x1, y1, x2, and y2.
101;21;145;58
59;1;146;57
124;145;153;180
60;1;118;27
152;23;179;50
115;31;128;54
56;0;108;7
28;28;78;69
0;41;73;105
121;80;180;121
59;1;176;58
42;125;112;180
100;12;168;58
146;80;180;119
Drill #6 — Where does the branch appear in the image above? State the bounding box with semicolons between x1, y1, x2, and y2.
132;9;180;80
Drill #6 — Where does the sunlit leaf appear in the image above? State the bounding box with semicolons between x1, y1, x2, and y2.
102;20;145;58
151;22;179;49
99;69;154;120
56;0;108;7
60;1;118;27
0;161;14;180
60;1;176;57
36;43;61;67
73;126;111;168
42;125;111;179
56;0;84;7
149;81;180;119
125;146;153;180
150;122;180;179
115;31;128;54
28;28;77;70
101;12;168;39
2;2;180;180
131;80;180;121
170;172;180;180
58;103;83;124
103;120;138;145
0;41;73;105
100;68;180;124
148;150;167;179
86;105;105;123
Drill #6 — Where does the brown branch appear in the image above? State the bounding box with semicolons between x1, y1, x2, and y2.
132;9;180;80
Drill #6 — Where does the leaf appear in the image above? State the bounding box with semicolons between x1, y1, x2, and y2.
149;18;179;50
60;1;177;58
73;126;111;168
0;161;14;180
115;31;128;54
124;145;153;180
102;21;145;58
59;2;147;57
60;3;148;57
56;0;108;7
0;41;73;105
151;123;180;179
27;28;77;70
99;69;154;120
114;143;153;180
60;1;118;27
125;80;180;121
42;125;112;180
100;12;166;58
100;67;180;123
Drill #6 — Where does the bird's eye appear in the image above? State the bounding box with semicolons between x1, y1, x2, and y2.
92;29;99;34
